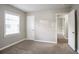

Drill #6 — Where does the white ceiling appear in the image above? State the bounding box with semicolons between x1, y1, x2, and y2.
11;4;71;12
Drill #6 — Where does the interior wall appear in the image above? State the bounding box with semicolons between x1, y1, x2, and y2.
26;9;70;43
0;5;26;48
27;11;57;43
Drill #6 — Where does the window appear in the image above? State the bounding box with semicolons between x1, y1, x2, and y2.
5;12;20;35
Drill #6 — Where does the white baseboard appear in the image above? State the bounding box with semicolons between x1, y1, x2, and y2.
34;40;57;44
0;38;25;51
26;38;57;44
25;38;34;40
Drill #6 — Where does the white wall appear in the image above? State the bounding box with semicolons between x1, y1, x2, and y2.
0;5;26;48
26;9;70;43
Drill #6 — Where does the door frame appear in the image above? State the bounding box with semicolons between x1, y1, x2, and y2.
75;10;78;51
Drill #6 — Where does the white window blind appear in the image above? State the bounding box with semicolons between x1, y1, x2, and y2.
5;13;20;35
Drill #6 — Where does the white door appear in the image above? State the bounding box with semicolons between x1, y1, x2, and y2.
27;16;35;40
68;10;75;50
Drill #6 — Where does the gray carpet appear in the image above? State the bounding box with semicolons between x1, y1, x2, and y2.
0;40;77;54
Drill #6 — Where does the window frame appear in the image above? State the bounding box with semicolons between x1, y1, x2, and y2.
4;11;20;36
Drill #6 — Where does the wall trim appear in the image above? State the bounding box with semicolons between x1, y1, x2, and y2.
34;40;57;44
26;38;57;44
0;38;26;51
25;38;34;40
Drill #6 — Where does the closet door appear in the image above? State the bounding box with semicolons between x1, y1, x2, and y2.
27;16;35;40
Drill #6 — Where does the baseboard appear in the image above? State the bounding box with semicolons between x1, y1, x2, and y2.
26;38;57;44
0;38;26;51
34;40;57;44
25;38;34;40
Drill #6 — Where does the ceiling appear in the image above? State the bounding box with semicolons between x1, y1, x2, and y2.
11;4;72;12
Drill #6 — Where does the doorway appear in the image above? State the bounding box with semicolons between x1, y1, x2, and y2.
56;10;77;52
56;13;68;44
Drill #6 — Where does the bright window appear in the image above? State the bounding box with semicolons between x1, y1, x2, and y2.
5;13;20;35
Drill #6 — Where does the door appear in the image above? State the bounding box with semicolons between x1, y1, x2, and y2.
68;10;76;50
27;16;35;40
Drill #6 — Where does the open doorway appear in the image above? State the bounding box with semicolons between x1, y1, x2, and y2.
56;10;77;52
56;13;68;44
